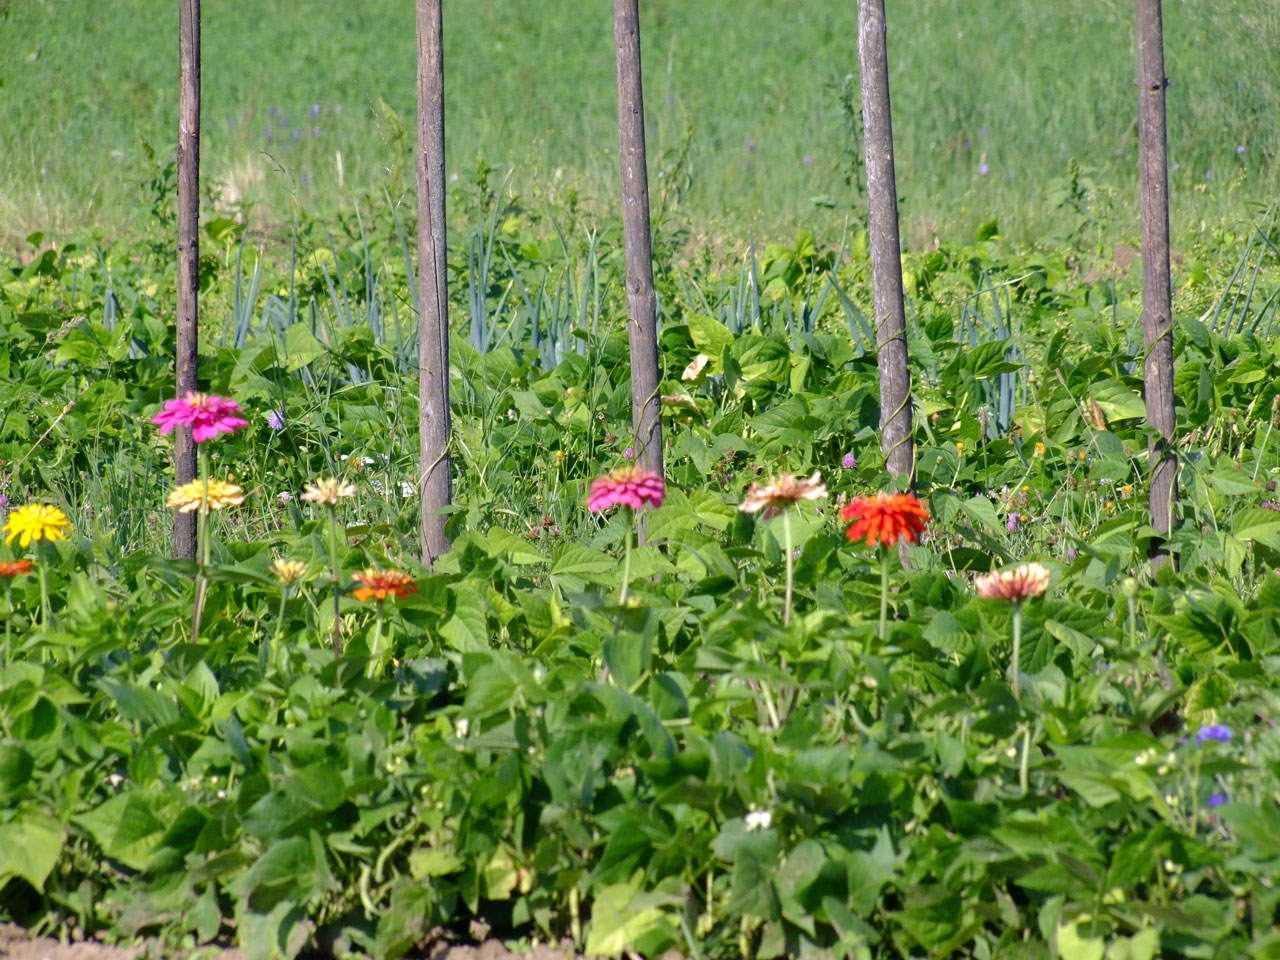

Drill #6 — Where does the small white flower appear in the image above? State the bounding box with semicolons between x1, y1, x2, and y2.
399;481;416;498
107;773;124;787
745;809;773;831
217;789;227;799
455;718;470;738
507;409;518;421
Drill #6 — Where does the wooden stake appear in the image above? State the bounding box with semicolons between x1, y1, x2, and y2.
857;0;914;486
415;0;452;565
612;0;665;495
1136;0;1178;572
174;0;200;560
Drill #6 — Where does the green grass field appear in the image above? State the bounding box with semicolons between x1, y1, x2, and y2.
2;0;1277;245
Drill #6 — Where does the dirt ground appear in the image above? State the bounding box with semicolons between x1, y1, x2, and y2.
0;926;599;960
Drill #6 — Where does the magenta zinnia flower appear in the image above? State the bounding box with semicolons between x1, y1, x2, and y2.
152;392;249;443
587;467;665;513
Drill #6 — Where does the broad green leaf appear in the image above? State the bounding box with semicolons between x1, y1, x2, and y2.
0;809;63;891
282;322;327;372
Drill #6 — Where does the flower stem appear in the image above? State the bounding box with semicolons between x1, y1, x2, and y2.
368;599;386;679
619;509;635;605
4;581;13;666
37;538;52;630
326;503;343;657
782;508;794;627
878;546;890;641
192;445;210;640
1010;601;1024;702
265;587;288;676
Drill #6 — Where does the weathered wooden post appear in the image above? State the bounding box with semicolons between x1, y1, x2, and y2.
857;0;914;486
174;0;200;560
1136;0;1178;572
612;0;664;488
415;0;452;564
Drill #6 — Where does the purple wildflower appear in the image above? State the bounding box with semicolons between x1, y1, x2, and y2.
278;492;292;503
624;446;634;460
1065;547;1077;561
842;452;857;469
1207;792;1228;809
745;138;756;151
802;154;814;165
978;162;990;176
1195;724;1232;745
1006;516;1019;533
311;103;321;117
1237;145;1246;155
266;410;285;431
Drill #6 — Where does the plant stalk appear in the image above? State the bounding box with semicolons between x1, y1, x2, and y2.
619;508;635;605
192;445;210;640
878;546;890;640
37;538;52;630
1011;601;1024;701
326;503;343;657
782;508;794;627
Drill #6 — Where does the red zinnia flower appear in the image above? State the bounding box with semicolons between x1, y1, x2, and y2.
587;467;665;513
841;493;930;548
152;392;249;443
352;568;418;602
0;559;34;578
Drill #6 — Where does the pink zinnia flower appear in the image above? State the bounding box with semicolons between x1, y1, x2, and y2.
152;392;249;443
587;467;665;513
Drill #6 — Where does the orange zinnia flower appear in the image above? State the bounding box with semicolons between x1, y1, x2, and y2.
840;493;930;548
352;568;418;602
0;559;34;578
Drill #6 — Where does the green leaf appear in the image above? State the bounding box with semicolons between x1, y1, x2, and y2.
282;323;328;372
0;808;64;891
1232;508;1280;550
1088;379;1146;422
485;527;546;565
73;791;165;870
550;543;615;589
688;313;735;373
440;586;489;652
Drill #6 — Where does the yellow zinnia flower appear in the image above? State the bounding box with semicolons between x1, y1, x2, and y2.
167;479;246;513
3;504;71;547
300;477;358;506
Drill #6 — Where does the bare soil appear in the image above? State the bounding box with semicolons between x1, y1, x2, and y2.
0;926;592;960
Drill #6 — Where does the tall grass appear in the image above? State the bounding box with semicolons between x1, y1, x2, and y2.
2;0;1276;244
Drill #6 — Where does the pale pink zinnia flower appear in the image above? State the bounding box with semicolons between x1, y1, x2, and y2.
152;392;249;443
739;472;828;519
587;467;665;513
975;562;1051;601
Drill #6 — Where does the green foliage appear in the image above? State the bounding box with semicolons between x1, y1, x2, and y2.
2;197;1280;959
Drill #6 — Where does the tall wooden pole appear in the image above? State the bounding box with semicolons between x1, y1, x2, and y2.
415;0;452;564
857;0;914;486
1136;0;1178;572
174;0;200;560
612;0;664;486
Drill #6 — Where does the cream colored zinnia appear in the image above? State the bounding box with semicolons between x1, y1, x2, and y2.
739;472;828;519
975;562;1051;601
268;557;309;585
300;477;358;506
